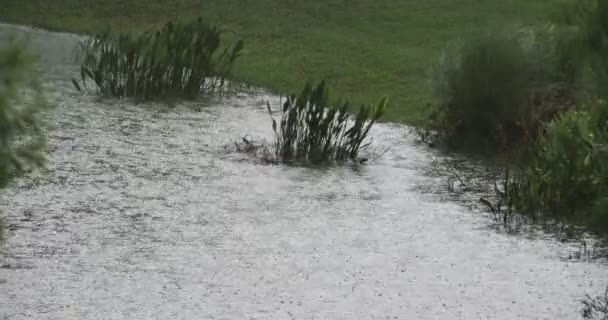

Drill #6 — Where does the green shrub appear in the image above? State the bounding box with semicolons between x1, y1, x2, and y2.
0;40;49;187
0;40;50;239
425;27;581;151
268;81;387;165
511;101;608;235
74;18;243;100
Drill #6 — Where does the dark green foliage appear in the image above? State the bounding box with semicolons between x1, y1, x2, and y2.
424;27;581;151
268;82;387;165
555;0;608;96
578;0;608;95
74;18;243;100
467;1;608;239
473;2;608;238
509;101;608;236
0;40;49;188
0;40;50;239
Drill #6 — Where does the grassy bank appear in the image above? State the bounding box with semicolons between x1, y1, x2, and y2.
0;0;568;123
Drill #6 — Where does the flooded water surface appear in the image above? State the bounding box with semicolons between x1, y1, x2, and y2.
1;24;607;320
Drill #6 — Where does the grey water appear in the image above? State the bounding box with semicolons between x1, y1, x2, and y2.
0;24;606;320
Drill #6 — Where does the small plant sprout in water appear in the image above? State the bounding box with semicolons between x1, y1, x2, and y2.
233;136;276;164
265;81;387;165
479;168;517;225
582;285;608;320
73;18;243;100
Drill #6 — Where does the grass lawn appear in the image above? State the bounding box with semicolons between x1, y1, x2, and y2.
0;0;568;123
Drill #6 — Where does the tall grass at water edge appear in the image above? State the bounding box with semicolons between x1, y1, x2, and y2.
73;18;243;100
266;81;387;165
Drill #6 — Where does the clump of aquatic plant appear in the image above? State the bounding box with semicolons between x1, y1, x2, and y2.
0;39;50;239
500;101;608;237
267;81;387;165
582;285;608;320
422;26;582;151
73;18;243;100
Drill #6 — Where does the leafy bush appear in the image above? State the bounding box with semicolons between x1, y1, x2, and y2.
73;18;243;100
0;40;49;187
0;40;50;239
424;27;581;151
511;101;608;235
267;81;387;165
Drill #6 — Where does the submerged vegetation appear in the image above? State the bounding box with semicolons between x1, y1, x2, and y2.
0;39;50;239
266;82;387;165
73;18;243;100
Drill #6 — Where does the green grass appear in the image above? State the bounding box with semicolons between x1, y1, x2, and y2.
0;0;570;123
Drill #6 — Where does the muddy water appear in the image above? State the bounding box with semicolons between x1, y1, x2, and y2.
0;24;606;320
